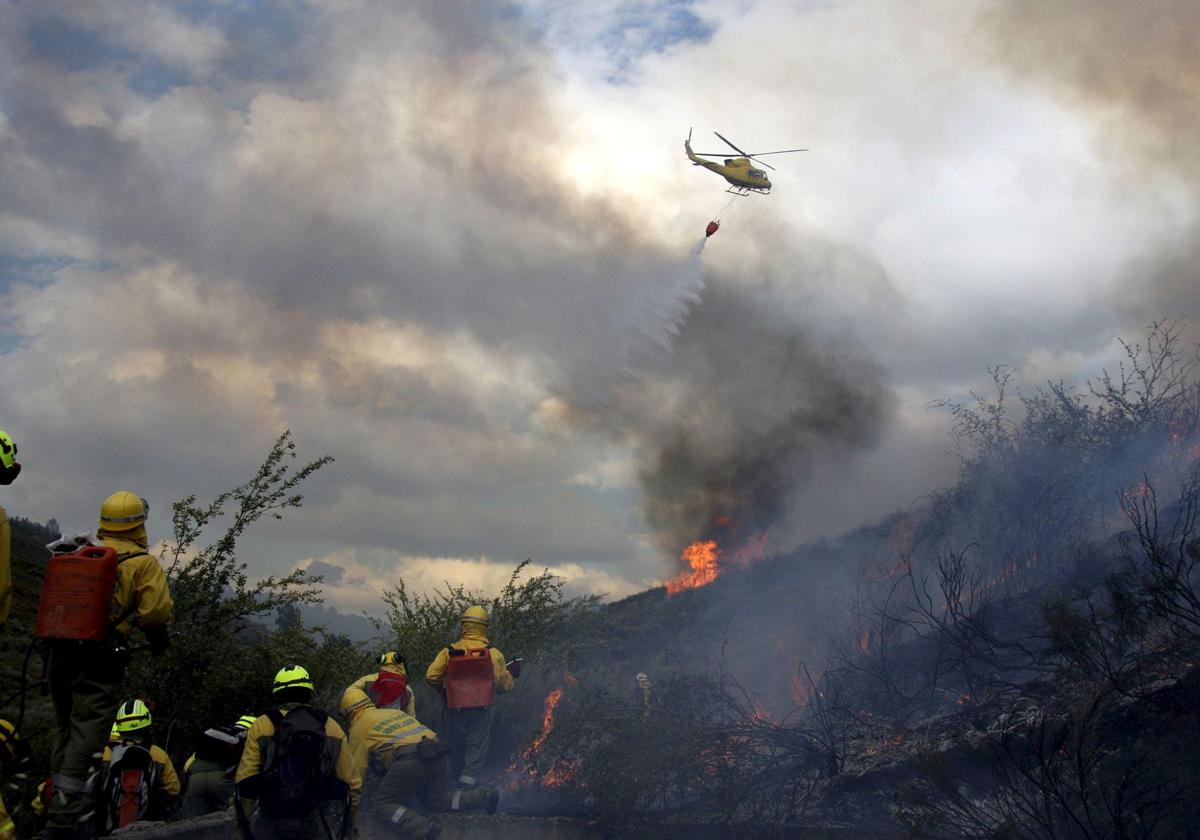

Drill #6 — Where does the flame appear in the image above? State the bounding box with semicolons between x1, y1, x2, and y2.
524;687;564;758
666;540;720;594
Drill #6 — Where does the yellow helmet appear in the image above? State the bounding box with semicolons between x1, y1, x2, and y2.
339;686;373;721
273;664;314;694
0;430;17;469
114;699;152;733
234;714;257;731
100;491;148;531
462;605;489;626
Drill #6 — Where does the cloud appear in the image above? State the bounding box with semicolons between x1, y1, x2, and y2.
3;0;1195;606
294;548;644;615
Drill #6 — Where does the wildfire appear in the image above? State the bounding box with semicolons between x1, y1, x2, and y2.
512;677;580;789
524;687;564;758
666;540;720;594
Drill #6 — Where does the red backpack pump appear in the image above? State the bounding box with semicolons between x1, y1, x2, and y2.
444;648;496;709
35;545;120;641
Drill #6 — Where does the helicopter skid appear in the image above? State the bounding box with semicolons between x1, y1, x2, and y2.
726;186;769;196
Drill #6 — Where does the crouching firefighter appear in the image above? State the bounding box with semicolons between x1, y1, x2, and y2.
40;492;173;839
181;715;256;818
100;699;181;831
235;665;360;840
346;652;416;717
423;606;518;789
340;687;498;839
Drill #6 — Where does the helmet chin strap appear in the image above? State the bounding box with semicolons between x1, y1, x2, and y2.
0;463;20;485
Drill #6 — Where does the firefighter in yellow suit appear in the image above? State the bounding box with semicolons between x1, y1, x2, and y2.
340;687;497;838
0;719;31;840
45;492;173;839
424;606;516;788
346;652;417;717
235;665;361;840
0;428;19;635
100;700;181;828
0;430;21;840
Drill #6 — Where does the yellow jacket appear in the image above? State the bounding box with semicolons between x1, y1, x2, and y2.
0;790;13;840
343;695;437;781
235;705;361;807
347;666;416;718
0;505;10;629
102;743;182;796
97;527;173;637
424;623;514;693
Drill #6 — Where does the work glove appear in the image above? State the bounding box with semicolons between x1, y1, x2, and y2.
145;625;171;656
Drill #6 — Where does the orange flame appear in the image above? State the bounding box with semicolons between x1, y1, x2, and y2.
524;688;564;758
666;540;720;594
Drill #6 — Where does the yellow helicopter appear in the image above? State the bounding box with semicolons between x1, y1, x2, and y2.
685;128;807;195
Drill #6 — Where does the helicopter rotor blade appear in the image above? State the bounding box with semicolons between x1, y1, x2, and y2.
749;157;776;171
744;149;809;155
714;131;750;157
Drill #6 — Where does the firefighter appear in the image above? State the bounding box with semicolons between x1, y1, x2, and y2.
340;686;497;839
0;719;33;840
45;491;173;839
180;715;256;818
0;428;21;635
424;606;518;788
234;665;361;839
100;699;181;830
635;672;653;716
346;651;417;717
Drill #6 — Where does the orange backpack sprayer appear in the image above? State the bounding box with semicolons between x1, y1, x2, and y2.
444;648;496;709
35;545;120;641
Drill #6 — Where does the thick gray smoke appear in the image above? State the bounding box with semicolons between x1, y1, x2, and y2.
579;269;894;557
977;0;1200;328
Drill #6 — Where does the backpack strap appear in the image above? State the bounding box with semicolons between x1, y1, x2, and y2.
107;551;153;632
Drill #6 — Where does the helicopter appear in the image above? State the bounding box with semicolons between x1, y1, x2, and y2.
685;128;807;195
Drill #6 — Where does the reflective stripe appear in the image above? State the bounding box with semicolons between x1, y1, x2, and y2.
451;790;462;811
100;512;144;523
52;773;91;794
390;804;409;823
457;773;476;786
380;724;433;749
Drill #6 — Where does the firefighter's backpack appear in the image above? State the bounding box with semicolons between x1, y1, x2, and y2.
194;724;245;768
260;707;347;819
444;647;496;709
105;744;159;831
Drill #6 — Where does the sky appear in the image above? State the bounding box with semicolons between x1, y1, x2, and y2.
1;0;1197;614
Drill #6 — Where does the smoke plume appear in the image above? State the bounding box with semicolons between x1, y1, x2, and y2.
977;0;1200;326
579;270;894;557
